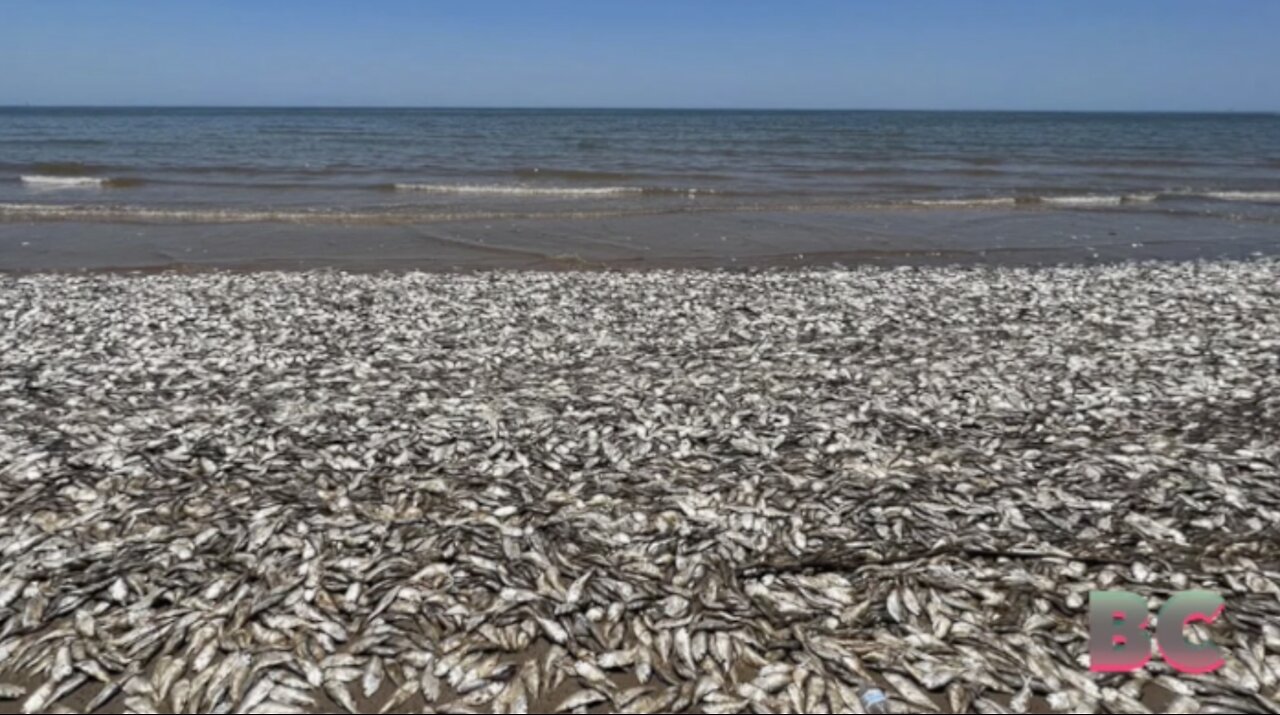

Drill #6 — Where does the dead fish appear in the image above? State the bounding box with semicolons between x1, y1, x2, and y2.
361;655;384;698
557;688;608;712
379;677;421;713
884;671;938;711
597;649;636;670
421;668;442;703
324;681;358;713
572;660;611;689
1009;678;1032;713
536;617;569;645
247;702;307;715
1;264;1278;715
21;679;56;714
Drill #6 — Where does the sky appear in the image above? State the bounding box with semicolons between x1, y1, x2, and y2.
1;0;1277;111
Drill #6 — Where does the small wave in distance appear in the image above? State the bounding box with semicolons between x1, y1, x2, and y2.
0;202;667;225
20;175;144;189
911;198;1019;208
911;193;1157;209
1203;191;1280;203
394;183;641;197
393;183;715;197
1039;194;1157;207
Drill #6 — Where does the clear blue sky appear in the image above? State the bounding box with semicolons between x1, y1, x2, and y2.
2;0;1277;111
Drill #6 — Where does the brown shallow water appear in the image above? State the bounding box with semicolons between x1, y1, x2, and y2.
2;207;1279;273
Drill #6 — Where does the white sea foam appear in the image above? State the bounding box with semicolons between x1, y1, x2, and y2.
0;202;626;225
1040;194;1159;206
20;175;108;189
911;198;1018;208
1202;191;1280;203
913;194;1156;209
0;203;307;223
395;183;641;197
1041;195;1125;207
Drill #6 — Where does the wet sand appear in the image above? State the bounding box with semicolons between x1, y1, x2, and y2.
2;207;1280;273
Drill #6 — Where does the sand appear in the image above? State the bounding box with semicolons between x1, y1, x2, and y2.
3;208;1280;273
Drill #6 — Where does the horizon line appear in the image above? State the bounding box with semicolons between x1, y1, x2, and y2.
0;104;1275;115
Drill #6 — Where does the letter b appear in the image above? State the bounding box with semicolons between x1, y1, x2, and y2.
1089;591;1151;672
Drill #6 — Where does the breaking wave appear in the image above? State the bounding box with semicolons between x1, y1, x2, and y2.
391;182;719;198
911;194;1157;209
0;202;667;225
1038;194;1158;207
21;175;106;189
911;198;1019;208
393;183;643;197
0;203;422;224
20;175;143;189
1201;191;1280;203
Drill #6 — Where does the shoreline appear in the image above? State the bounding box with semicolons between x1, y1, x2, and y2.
5;249;1280;277
4;244;1278;276
4;205;1280;275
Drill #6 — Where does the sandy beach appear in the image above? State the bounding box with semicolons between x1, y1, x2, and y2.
4;1;1278;711
1;259;1278;713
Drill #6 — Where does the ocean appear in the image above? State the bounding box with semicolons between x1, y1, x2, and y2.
2;108;1278;270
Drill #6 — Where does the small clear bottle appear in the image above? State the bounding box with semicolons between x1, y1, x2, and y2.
859;685;890;714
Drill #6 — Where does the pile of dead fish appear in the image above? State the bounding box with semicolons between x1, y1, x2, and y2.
1;260;1278;714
